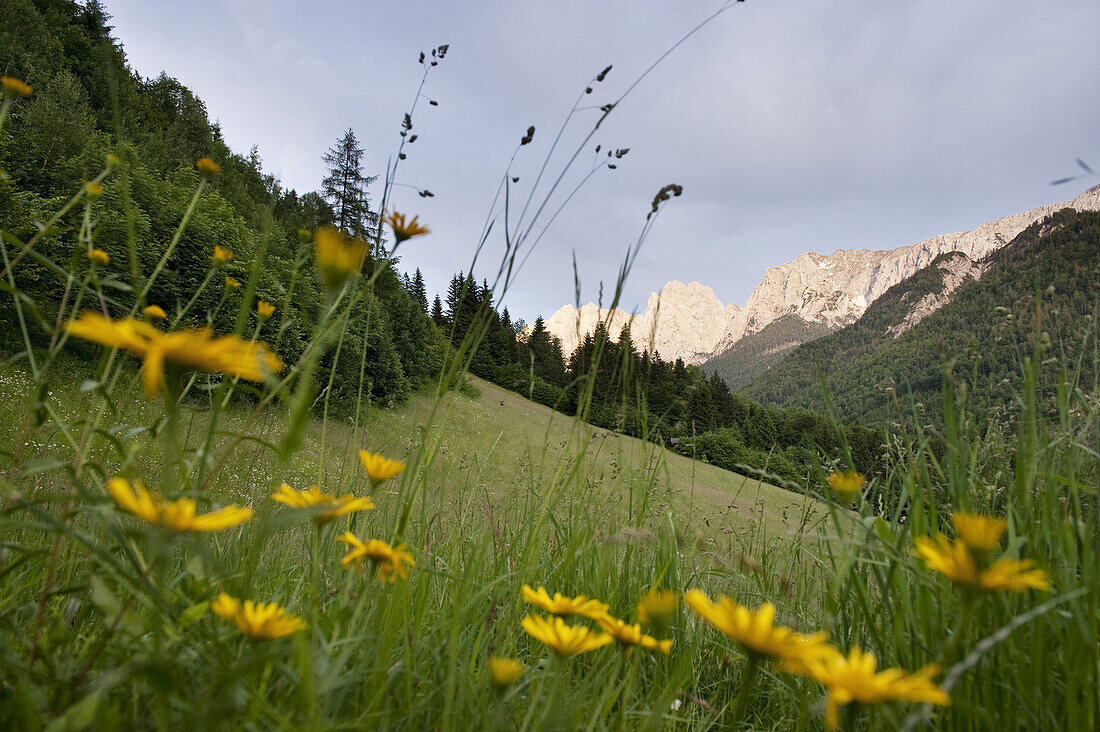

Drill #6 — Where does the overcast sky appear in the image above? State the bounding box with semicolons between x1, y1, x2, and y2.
105;0;1100;323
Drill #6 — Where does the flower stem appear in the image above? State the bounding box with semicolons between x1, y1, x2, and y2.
730;656;761;727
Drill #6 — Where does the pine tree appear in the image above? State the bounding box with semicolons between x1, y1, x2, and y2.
321;128;379;237
411;268;428;311
430;294;445;327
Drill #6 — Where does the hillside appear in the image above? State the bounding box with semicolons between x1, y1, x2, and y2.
742;208;1100;424
702;315;831;388
0;358;820;543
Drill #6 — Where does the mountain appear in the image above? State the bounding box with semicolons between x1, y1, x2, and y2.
701;315;832;388
545;280;743;363
543;184;1100;366
740;208;1100;424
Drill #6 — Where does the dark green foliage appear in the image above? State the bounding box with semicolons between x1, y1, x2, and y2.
743;208;1100;426
320;128;378;238
703;314;831;388
0;0;441;414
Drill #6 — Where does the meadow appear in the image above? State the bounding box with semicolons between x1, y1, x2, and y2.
0;21;1097;729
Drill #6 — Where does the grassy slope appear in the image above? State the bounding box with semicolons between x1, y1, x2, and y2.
0;358;826;553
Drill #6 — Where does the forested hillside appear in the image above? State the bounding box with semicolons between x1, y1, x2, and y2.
703;315;830;388
743;207;1100;425
0;0;444;412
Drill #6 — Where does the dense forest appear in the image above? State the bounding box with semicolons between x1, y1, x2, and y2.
0;0;444;412
0;0;882;498
742;208;1100;426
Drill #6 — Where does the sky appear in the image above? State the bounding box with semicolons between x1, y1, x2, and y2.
104;0;1100;323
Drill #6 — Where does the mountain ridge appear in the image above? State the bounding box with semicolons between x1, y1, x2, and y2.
542;183;1100;365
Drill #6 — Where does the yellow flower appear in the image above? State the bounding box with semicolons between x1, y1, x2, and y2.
487;656;525;688
798;645;949;729
314;226;368;289
337;531;415;582
913;535;1050;593
196;157;221;176
951;513;1007;552
105;153;122;169
826;470;865;504
87;249;110;266
684;589;828;663
1;76;32;98
521;585;610;619
978;558;1051;593
637;589;678;632
84;182;104;199
211;593;306;639
65;311;284;398
522;614;613;657
358;450;405;487
212;245;233;264
271;483;374;525
225;276;241;289
594;613;673;654
256;300;276;319
107;477;252;531
913;535;979;584
143;304;167;320
384;211;431;244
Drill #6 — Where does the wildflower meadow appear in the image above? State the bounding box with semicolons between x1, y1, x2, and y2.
0;4;1098;730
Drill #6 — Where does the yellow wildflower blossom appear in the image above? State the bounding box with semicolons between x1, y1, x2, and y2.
913;535;1050;593
211;593;306;639
798;645;949;729
65;311;284;398
256;300;275;319
978;558;1051;593
212;245;233;264
637;589;678;632
196;157;221;176
338;531;415;582
521;614;612;657
684;589;829;663
1;76;32;98
314;226;368;288
385;211;431;244
951;513;1007;552
225;276;241;289
358;450;405;487
87;249;109;266
487;656;525;688
142;305;167;320
593;613;673;654
107;477;252;531
84;182;104;199
521;585;610;619
271;483;374;526
826;470;865;504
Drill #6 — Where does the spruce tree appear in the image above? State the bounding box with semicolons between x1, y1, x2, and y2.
411;268;429;311
430;294;445;326
321;128;379;237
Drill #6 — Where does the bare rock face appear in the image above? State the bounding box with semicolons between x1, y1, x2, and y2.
543;184;1100;365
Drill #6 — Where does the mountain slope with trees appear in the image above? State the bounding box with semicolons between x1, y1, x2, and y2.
742;208;1100;425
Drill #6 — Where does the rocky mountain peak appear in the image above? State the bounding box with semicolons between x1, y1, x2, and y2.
541;184;1100;365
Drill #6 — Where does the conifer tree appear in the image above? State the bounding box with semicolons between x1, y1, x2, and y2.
410;268;429;311
321;128;379;237
430;294;445;327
